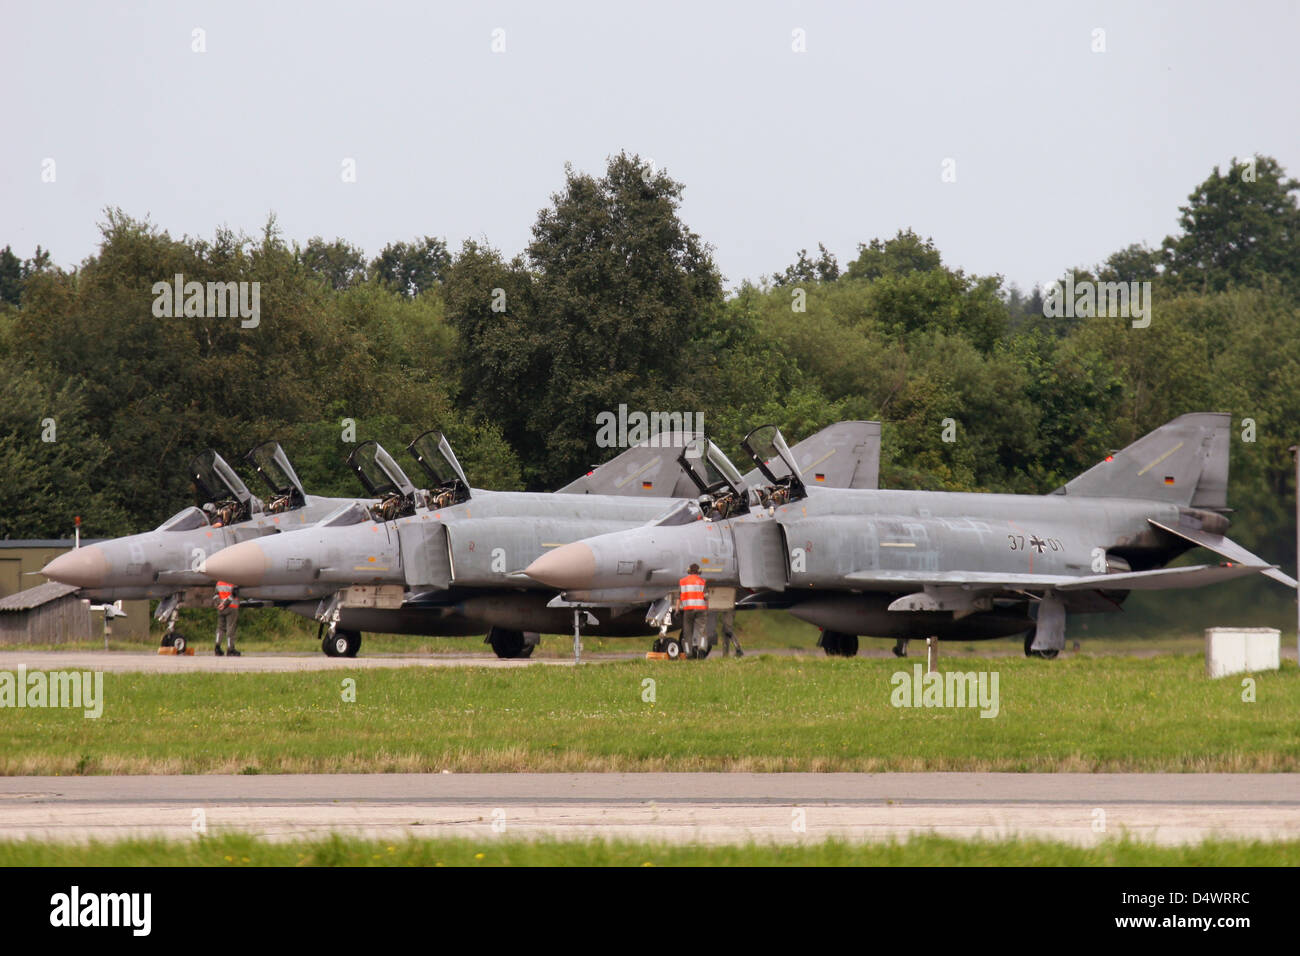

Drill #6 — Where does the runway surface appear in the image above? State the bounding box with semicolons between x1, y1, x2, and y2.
2;773;1297;845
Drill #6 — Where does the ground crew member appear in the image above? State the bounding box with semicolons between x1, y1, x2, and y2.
677;563;708;657
214;581;241;657
708;608;744;657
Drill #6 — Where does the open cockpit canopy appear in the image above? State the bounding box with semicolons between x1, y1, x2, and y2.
407;430;471;508
244;441;307;514
189;449;260;526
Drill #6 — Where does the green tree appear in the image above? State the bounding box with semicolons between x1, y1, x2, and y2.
450;153;725;487
772;243;840;285
371;237;451;297
0;246;22;307
300;237;368;291
844;228;943;281
1162;155;1300;294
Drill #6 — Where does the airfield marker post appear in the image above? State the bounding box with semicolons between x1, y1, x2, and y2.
573;608;582;664
926;636;937;674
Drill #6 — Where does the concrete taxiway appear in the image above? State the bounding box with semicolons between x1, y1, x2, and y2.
1;773;1297;845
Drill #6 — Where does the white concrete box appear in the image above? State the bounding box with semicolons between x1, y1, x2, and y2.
1205;627;1281;678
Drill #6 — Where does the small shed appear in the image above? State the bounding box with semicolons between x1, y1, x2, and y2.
0;581;96;644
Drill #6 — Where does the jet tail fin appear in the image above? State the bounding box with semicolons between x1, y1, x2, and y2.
742;421;881;490
555;430;703;497
557;420;883;497
1052;412;1230;510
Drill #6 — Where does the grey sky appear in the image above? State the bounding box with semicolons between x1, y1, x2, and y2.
3;0;1297;293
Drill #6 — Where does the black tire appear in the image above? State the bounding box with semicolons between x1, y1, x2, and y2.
663;638;683;660
487;628;527;659
823;631;857;657
324;629;361;658
171;634;187;654
159;632;175;648
335;629;362;658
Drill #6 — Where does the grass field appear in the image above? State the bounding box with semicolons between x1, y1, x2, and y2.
2;832;1297;866
1;655;1296;774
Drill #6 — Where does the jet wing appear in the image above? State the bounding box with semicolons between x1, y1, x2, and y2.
1056;563;1272;590
1149;518;1298;588
843;563;1272;591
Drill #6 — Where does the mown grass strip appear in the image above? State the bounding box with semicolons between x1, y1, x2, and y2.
2;832;1297;867
2;656;1296;774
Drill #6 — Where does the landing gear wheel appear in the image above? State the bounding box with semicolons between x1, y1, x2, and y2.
159;633;175;648
487;628;527;659
322;636;340;657
892;639;909;658
328;629;361;658
663;638;683;660
171;634;187;654
1023;629;1059;659
822;631;858;657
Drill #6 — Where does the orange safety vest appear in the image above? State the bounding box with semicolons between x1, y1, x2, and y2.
216;581;239;609
678;574;707;611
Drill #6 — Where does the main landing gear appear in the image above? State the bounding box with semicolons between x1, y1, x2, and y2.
820;630;860;657
486;628;539;660
320;623;362;658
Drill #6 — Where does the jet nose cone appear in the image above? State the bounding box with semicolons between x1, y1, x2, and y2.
41;545;108;588
524;543;596;589
200;540;269;586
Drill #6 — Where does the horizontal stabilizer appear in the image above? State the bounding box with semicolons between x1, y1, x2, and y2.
1150;518;1298;588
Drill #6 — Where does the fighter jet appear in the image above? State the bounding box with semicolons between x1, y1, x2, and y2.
524;413;1296;658
198;423;882;658
41;442;371;652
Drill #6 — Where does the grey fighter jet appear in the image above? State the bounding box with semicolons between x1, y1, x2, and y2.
198;423;882;658
524;413;1296;658
41;442;371;651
